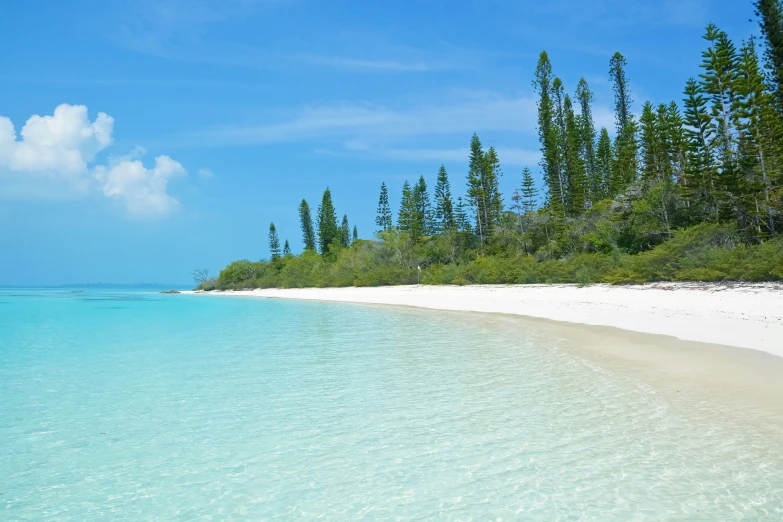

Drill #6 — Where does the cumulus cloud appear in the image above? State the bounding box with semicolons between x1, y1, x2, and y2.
0;104;186;216
95;155;186;216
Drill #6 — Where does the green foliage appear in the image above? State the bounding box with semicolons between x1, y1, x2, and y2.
298;199;316;251
375;182;393;232
754;0;783;111
208;3;783;291
268;223;281;260
208;221;782;290
317;187;339;256
433;165;455;232
340;214;351;248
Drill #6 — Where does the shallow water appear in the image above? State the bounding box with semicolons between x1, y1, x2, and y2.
1;288;782;520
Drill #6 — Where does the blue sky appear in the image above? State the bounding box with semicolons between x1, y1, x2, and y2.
0;0;757;285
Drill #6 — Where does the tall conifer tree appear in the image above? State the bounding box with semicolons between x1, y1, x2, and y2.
683;78;719;222
434;164;455;232
412;176;432;238
352;225;359;243
454;196;471;233
520;167;539;212
375;182;393;232
564;94;587;213
755;0;783;112
340;215;351;248
736;37;781;233
268;223;281;260
467;134;489;243
283;240;291;256
298;199;316;251
640;102;661;182
483;147;504;224
609;52;638;192
576;78;598;201
594;128;613;201
316;188;339;255
397;181;416;233
533;51;566;217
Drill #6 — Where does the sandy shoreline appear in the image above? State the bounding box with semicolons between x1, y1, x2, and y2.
187;283;783;358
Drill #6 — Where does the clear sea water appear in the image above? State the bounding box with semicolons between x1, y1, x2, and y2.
1;288;782;520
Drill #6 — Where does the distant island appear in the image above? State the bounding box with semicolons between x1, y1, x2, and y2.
199;2;783;292
57;283;191;289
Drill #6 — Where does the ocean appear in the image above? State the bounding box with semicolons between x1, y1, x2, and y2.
1;288;782;520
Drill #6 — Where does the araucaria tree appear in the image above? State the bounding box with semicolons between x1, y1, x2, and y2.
433;164;455;232
268;222;281;260
466;134;502;244
609;52;638;195
576;78;598;204
340;215;351;247
754;0;783;112
298;199;316;251
563;94;587;213
413;175;432;238
209;0;783;292
520;167;538;212
375;182;393;232
398;181;416;233
316;188;339;255
533;51;566;217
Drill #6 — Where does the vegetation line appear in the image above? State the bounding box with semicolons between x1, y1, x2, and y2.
200;0;783;291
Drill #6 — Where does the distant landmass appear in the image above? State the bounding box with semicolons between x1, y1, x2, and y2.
57;283;191;289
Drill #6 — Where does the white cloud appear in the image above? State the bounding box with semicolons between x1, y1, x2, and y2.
197;167;214;179
0;104;113;194
319;146;542;167
197;94;541;146
0;104;186;216
95;155;186;216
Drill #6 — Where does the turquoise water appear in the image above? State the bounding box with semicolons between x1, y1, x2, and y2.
1;289;782;520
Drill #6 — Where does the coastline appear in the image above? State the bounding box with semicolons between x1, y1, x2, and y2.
186;282;783;358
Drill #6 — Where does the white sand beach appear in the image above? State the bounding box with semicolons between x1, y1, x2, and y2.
192;283;783;358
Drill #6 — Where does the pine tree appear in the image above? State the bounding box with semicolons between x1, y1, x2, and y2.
683;78;719;222
639;101;675;234
700;24;743;223
316;187;339;255
520;167;539;212
640;101;661;182
375;182;393;232
397;181;416;233
467;134;489;243
754;0;783;112
268;222;281;260
736;38;782;233
298;199;316;251
283;240;291;256
564;94;587;213
665;102;689;187
533;51;566;217
454;196;471;232
433;164;455;232
340;214;350;248
412;175;432;238
352;225;358;243
594;128;613;201
609;52;638;192
700;25;740;155
576;78;598;202
483;146;504;225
